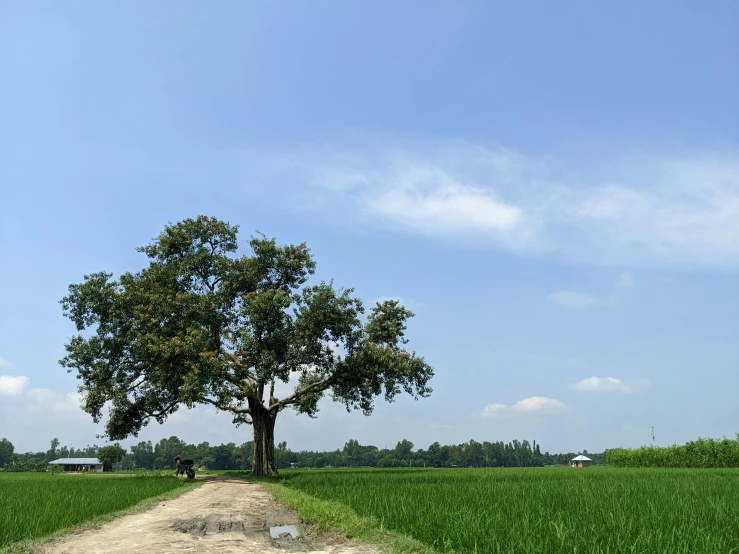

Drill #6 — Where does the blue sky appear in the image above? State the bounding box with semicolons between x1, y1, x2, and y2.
1;1;737;455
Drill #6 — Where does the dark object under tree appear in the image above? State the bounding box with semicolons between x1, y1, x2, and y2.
176;458;196;479
60;216;434;476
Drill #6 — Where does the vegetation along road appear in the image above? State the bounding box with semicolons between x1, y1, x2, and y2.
274;466;739;554
1;474;380;554
2;465;738;553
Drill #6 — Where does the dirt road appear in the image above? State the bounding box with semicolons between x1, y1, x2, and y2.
41;476;382;554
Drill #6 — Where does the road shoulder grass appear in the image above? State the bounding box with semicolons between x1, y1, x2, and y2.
254;476;439;554
0;477;204;554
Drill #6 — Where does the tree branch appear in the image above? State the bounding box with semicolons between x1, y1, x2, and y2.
125;375;147;394
202;397;251;415
270;376;331;411
223;364;258;395
223;372;250;391
141;401;179;423
228;356;258;386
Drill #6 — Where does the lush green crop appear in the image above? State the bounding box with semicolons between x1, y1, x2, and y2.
606;436;739;468
0;472;188;547
281;467;739;554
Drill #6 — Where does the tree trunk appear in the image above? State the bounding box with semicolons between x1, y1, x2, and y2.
250;404;278;476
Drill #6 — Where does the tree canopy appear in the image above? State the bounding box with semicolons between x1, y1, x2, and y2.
0;438;14;467
1;434;610;472
97;444;126;470
60;216;434;475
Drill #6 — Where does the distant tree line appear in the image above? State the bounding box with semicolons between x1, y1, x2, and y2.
0;435;604;471
0;436;103;472
606;435;739;468
5;434;738;472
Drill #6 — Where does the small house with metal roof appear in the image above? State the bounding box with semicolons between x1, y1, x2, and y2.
48;458;104;472
570;454;592;468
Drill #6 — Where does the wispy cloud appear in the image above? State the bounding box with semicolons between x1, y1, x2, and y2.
570;376;651;393
482;396;566;417
571;376;632;393
0;357;12;369
309;146;544;251
0;374;84;411
428;422;453;429
0;375;30;396
617;271;634;288
296;140;739;268
577;187;646;221
24;388;84;413
548;291;616;310
364;165;523;235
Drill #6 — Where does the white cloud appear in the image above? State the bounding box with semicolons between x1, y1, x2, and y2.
0;374;84;411
617;271;634;288
0;357;12;369
310;148;542;251
365;171;523;234
428;422;453;429
24;388;84;413
559;153;739;267
482;396;566;417
571;376;632;393
297;141;739;268
548;291;616;310
577;187;647;220
0;375;30;396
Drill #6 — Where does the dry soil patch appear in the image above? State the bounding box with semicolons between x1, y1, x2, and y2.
40;476;382;554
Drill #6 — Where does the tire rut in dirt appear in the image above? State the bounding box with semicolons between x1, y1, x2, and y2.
172;516;315;551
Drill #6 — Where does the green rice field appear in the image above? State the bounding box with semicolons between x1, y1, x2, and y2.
0;472;193;548
280;467;739;554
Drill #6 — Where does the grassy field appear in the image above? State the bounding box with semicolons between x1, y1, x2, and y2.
276;467;739;554
0;472;197;549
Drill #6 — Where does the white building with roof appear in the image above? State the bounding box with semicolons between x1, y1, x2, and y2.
570;454;593;468
48;457;104;472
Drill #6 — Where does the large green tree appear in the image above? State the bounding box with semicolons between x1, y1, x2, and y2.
47;437;60;461
0;438;14;467
130;440;155;469
60;216;433;476
97;444;126;471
